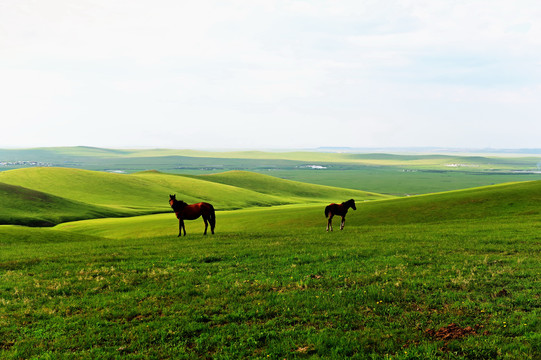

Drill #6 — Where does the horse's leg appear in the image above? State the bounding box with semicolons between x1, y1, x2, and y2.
327;215;333;231
340;216;345;230
179;219;186;236
203;216;208;235
210;210;215;235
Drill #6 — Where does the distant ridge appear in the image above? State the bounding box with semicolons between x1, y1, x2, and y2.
314;147;541;154
3;146;541;154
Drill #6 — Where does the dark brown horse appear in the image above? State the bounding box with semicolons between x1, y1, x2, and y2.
325;199;356;231
169;194;215;236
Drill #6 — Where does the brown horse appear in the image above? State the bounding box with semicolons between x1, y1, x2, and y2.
169;194;215;236
325;199;356;231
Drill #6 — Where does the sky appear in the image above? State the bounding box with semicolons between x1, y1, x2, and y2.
1;0;541;150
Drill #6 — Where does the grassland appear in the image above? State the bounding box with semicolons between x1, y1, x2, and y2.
0;151;540;359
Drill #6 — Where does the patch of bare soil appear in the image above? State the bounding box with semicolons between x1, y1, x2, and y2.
425;323;484;341
294;345;316;355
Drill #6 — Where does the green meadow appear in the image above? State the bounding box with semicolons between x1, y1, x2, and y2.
0;149;540;359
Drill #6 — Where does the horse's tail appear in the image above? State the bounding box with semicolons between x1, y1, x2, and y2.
208;203;216;231
324;205;331;218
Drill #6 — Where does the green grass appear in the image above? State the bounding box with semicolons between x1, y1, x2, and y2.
0;156;539;358
1;179;540;359
53;204;326;239
1;217;539;359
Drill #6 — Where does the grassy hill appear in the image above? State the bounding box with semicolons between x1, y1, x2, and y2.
0;167;389;226
0;167;175;212
54;180;541;239
1;165;537;230
350;180;541;226
182;171;388;202
0;182;136;227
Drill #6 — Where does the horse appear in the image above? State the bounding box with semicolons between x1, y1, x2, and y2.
325;199;356;231
169;194;216;236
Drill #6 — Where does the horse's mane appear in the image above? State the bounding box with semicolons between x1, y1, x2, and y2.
343;199;355;205
170;197;188;212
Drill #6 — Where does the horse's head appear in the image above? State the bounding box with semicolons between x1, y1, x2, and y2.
347;199;356;210
170;195;188;211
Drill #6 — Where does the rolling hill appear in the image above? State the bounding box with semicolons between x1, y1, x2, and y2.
189;171;387;201
0;167;389;226
0;182;134;227
348;180;541;226
54;180;541;239
1;165;538;230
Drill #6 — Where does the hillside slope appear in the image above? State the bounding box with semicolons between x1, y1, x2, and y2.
0;167;389;226
348;180;541;226
190;171;389;201
0;182;135;227
0;167;174;211
0;168;282;211
54;180;541;239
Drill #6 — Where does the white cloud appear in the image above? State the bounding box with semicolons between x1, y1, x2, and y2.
1;0;541;148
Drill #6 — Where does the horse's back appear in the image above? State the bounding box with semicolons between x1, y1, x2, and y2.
327;203;348;216
199;202;215;214
325;203;338;217
201;202;214;209
179;203;202;220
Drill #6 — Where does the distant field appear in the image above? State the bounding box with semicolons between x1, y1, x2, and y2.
2;147;541;171
256;168;541;195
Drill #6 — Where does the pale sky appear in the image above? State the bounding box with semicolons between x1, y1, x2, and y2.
1;0;541;149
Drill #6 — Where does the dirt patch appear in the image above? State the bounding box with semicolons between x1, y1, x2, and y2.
425;323;484;341
294;345;316;355
495;288;510;297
